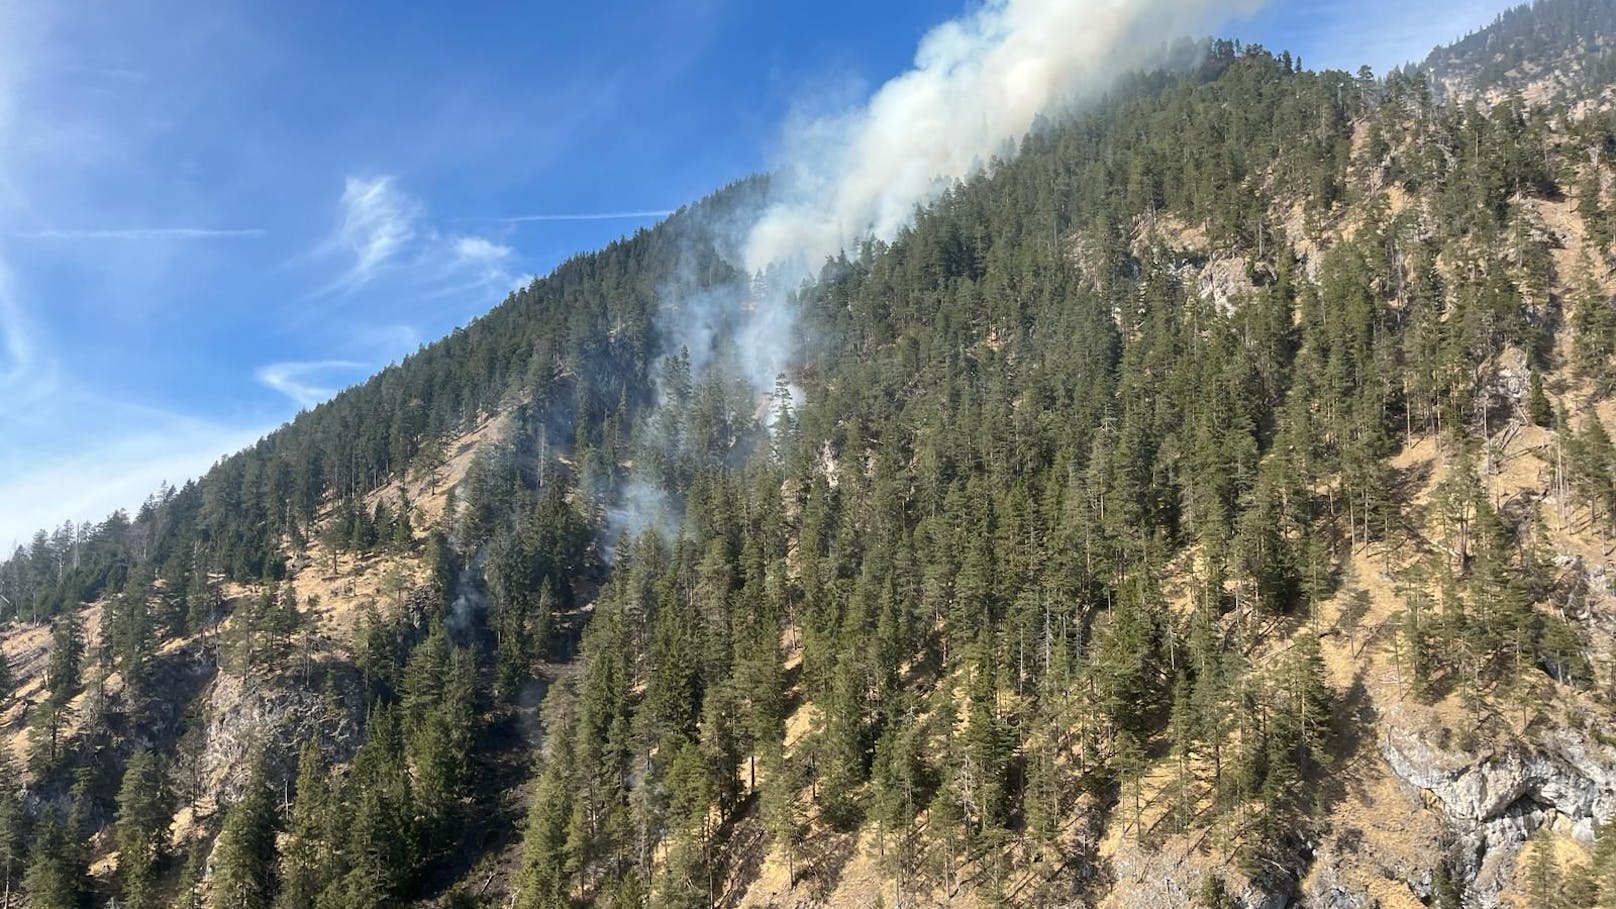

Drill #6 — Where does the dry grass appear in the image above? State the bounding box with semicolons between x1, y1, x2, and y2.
283;411;509;642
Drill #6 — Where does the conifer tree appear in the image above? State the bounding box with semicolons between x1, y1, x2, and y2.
517;762;572;909
815;653;869;830
275;740;330;909
212;758;279;909
0;747;21;909
168;846;206;909
0;651;13;706
1525;825;1563;909
32;611;85;771
23;818;85;909
1529;371;1554;427
116;748;175;909
759;744;803;888
1592;818;1616;909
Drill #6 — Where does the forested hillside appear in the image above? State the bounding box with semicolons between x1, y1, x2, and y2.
1425;0;1616;100
6;2;1616;908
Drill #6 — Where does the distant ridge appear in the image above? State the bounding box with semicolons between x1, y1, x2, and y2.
1423;0;1616;100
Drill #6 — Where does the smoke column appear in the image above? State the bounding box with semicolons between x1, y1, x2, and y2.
614;0;1258;549
726;0;1258;383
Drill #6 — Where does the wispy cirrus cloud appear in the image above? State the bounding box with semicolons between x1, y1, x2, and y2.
308;174;523;302
255;359;367;410
0;265;54;415
279;178;526;410
450;234;514;273
13;226;266;240
0;408;272;551
438;233;522;295
492;209;673;223
326;175;419;293
0;17;60;420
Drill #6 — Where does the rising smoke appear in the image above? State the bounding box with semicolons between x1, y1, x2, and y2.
608;0;1256;550
734;0;1257;375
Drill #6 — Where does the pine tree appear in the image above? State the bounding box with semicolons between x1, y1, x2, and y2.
116;748;176;909
517;758;574;909
1592;817;1616;909
30;612;84;775
275;740;330;909
814;653;869;830
186;570;219;637
22;818;85;909
1563;858;1599;909
110;580;156;702
961;656;1010;838
168;846;206;909
1525;825;1563;909
1113;729;1148;844
341;707;415;908
926;768;966;899
1093;575;1167;735
1195;872;1238;909
760;744;803;888
1022;720;1063;845
1572;413;1616;535
657;740;714;909
868;712;924;902
1167;671;1198;833
0;747;22;909
212;758;279;909
1284;633;1333;770
1529;371;1554;427
0;651;13;705
1572;255;1616;389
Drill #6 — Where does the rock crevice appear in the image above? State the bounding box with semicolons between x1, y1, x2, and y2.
1381;724;1616;903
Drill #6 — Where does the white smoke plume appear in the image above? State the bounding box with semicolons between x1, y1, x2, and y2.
613;0;1256;552
603;474;679;562
746;0;1256;278
447;546;490;641
697;0;1260;399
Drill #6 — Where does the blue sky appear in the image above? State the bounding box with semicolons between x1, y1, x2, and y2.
0;0;1519;548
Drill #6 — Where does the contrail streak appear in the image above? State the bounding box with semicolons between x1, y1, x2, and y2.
493;210;673;223
15;227;267;240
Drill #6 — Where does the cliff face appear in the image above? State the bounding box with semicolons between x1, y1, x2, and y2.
1382;722;1616;902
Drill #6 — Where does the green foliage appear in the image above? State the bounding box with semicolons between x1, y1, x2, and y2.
0;747;23;904
228;583;305;670
212;758;279;909
23;817;87;909
1525;826;1564;909
276;740;332;909
1196;872;1238;909
168;846;206;909
8;9;1616;907
115;749;175;909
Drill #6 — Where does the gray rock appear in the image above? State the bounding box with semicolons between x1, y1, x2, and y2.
1301;853;1376;909
200;666;359;806
1381;723;1616;905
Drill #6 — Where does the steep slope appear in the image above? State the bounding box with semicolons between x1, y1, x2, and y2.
0;177;764;907
7;4;1616;909
1425;0;1616;103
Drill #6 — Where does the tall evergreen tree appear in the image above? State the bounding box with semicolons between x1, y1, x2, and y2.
211;758;279;909
116;748;175;909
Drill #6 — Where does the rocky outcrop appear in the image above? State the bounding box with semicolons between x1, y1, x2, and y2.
1300;862;1373;909
200;667;360;805
1104;838;1297;909
1381;723;1616;905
